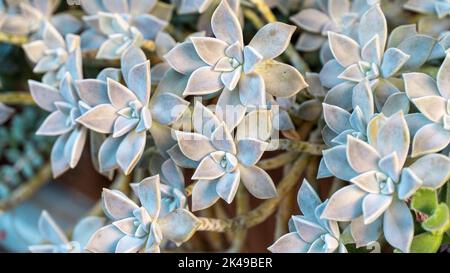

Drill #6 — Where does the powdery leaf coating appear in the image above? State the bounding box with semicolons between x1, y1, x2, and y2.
173;103;276;210
0;0;81;36
27;35;88;178
76;46;189;175
79;0;169;59
290;0;375;64
13;0;450;255
269;180;346;253
319;4;436;114
86;175;200;253
321;113;450;252
404;0;450;18
29;211;104;253
164;0;307;110
23;23;80;87
404;53;450;157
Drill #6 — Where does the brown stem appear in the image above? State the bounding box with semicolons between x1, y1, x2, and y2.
0;92;35;105
276;139;325;155
0;32;27;45
227;186;250;252
196;217;232;232
0;163;52;212
257;152;299;170
274;163;296;240
213;201;234;242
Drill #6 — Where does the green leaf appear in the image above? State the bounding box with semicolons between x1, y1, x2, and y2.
410;232;443;253
422;204;450;233
411;188;438;215
340;225;355;245
443;233;450;245
446;182;450;212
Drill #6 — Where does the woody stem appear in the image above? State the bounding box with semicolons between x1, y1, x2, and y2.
0;92;35;105
275;139;325;155
0;32;28;45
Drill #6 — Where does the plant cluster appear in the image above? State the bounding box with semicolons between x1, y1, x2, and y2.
0;0;449;253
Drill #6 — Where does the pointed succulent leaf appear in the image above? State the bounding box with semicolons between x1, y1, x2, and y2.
159;209;200;245
383;198;414;253
321;185;366;221
102;188;139;220
248;22;296;60
239;165;277;199
211;0;243;46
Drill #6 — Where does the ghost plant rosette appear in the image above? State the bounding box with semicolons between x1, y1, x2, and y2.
172;103;277;211
404;0;450;18
321;112;450;252
76;46;189;175
290;0;376;63
269;180;347;253
320;4;435;112
29;211;104;253
321;80;374;147
165;0;307;110
86;175;200;253
27;34;89;177
19;0;82;36
147;155;188;216
403;1;450;56
1;0;80;35
404;52;450;157
23;23;79;87
79;0;171;59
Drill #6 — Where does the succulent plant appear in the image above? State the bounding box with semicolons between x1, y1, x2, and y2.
164;0;307;110
403;2;450;57
171;102;277;211
85;175;200;253
148;155;188;216
319;4;435;112
321;80;372;147
1;0;449;254
27;34;88;178
404;52;450;157
23;23;78;87
0;0;81;36
19;0;82;36
0;106;52;198
79;0;172;60
29;211;105;253
404;0;450;18
151;31;206;85
295;72;327;122
321;112;450;252
290;0;377;64
269;179;347;253
76;46;189;175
